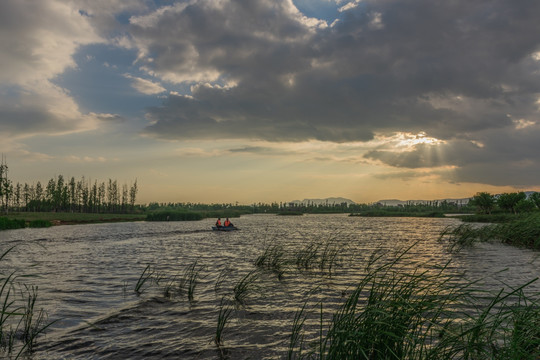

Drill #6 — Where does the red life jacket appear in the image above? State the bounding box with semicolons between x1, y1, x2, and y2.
224;220;231;227
216;219;222;226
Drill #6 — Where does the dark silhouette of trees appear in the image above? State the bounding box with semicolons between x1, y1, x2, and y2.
0;157;138;214
470;192;495;214
497;192;527;214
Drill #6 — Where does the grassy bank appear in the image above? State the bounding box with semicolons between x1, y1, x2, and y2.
440;213;540;251
277;211;303;216
2;212;146;228
146;209;249;222
454;213;523;223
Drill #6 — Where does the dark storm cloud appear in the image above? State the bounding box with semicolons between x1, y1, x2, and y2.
365;125;540;186
138;0;540;141
133;0;540;186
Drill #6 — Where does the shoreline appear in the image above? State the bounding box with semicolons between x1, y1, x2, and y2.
1;212;147;229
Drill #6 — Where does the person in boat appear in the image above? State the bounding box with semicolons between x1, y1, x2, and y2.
215;218;222;228
224;218;234;227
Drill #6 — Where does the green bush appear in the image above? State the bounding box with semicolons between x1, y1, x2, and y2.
0;217;26;230
146;211;205;221
28;220;52;228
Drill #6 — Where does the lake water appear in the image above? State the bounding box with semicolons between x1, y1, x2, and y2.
1;214;539;359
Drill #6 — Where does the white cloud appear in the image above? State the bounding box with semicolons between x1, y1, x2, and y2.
123;74;166;95
338;1;361;12
65;155;108;163
0;0;103;138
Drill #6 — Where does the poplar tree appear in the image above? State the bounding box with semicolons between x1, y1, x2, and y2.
129;180;138;212
0;156;11;214
69;177;76;212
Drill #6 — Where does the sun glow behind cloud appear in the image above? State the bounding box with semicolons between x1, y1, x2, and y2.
393;132;445;150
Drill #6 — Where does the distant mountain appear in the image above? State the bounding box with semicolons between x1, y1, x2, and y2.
290;197;356;206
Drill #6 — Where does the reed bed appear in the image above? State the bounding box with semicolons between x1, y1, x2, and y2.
146;209;247;222
287;246;540;360
255;243;287;280
146;211;205;221
255;237;344;280
0;218;25;230
440;213;540;251
122;237;538;359
0;248;53;359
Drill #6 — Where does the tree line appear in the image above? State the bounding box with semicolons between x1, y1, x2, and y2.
0;157;138;214
469;191;540;214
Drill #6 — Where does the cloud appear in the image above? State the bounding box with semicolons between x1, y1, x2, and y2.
364;124;540;187
0;0;103;138
129;0;540;187
65;155;108;163
123;74;166;95
90;112;127;122
136;0;540;143
3;0;540;191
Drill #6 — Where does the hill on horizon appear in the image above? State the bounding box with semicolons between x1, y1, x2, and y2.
289;197;356;206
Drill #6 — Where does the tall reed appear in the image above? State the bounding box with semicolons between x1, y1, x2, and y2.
178;260;206;302
134;264;154;295
440;213;540;251
16;285;55;356
288;246;540;359
215;297;234;349
255;243;287;280
1;247;53;358
233;270;259;306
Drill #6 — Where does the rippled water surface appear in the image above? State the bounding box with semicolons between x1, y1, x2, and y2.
1;214;539;359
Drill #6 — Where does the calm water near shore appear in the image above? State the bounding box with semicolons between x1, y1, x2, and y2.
1;214;539;359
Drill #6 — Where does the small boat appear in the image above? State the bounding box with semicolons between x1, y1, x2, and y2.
212;226;239;231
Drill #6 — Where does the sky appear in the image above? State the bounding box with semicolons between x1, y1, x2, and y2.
1;0;540;205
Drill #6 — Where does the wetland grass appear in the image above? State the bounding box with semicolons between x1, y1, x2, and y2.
233;270;260;306
215;297;234;349
255;237;343;280
17;285;54;355
2;212;145;227
1;248;53;359
134;264;154;295
178;260;206;302
440;213;540;251
287;247;540;360
255;243;287;280
215;267;233;294
293;238;343;276
288;302;308;360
